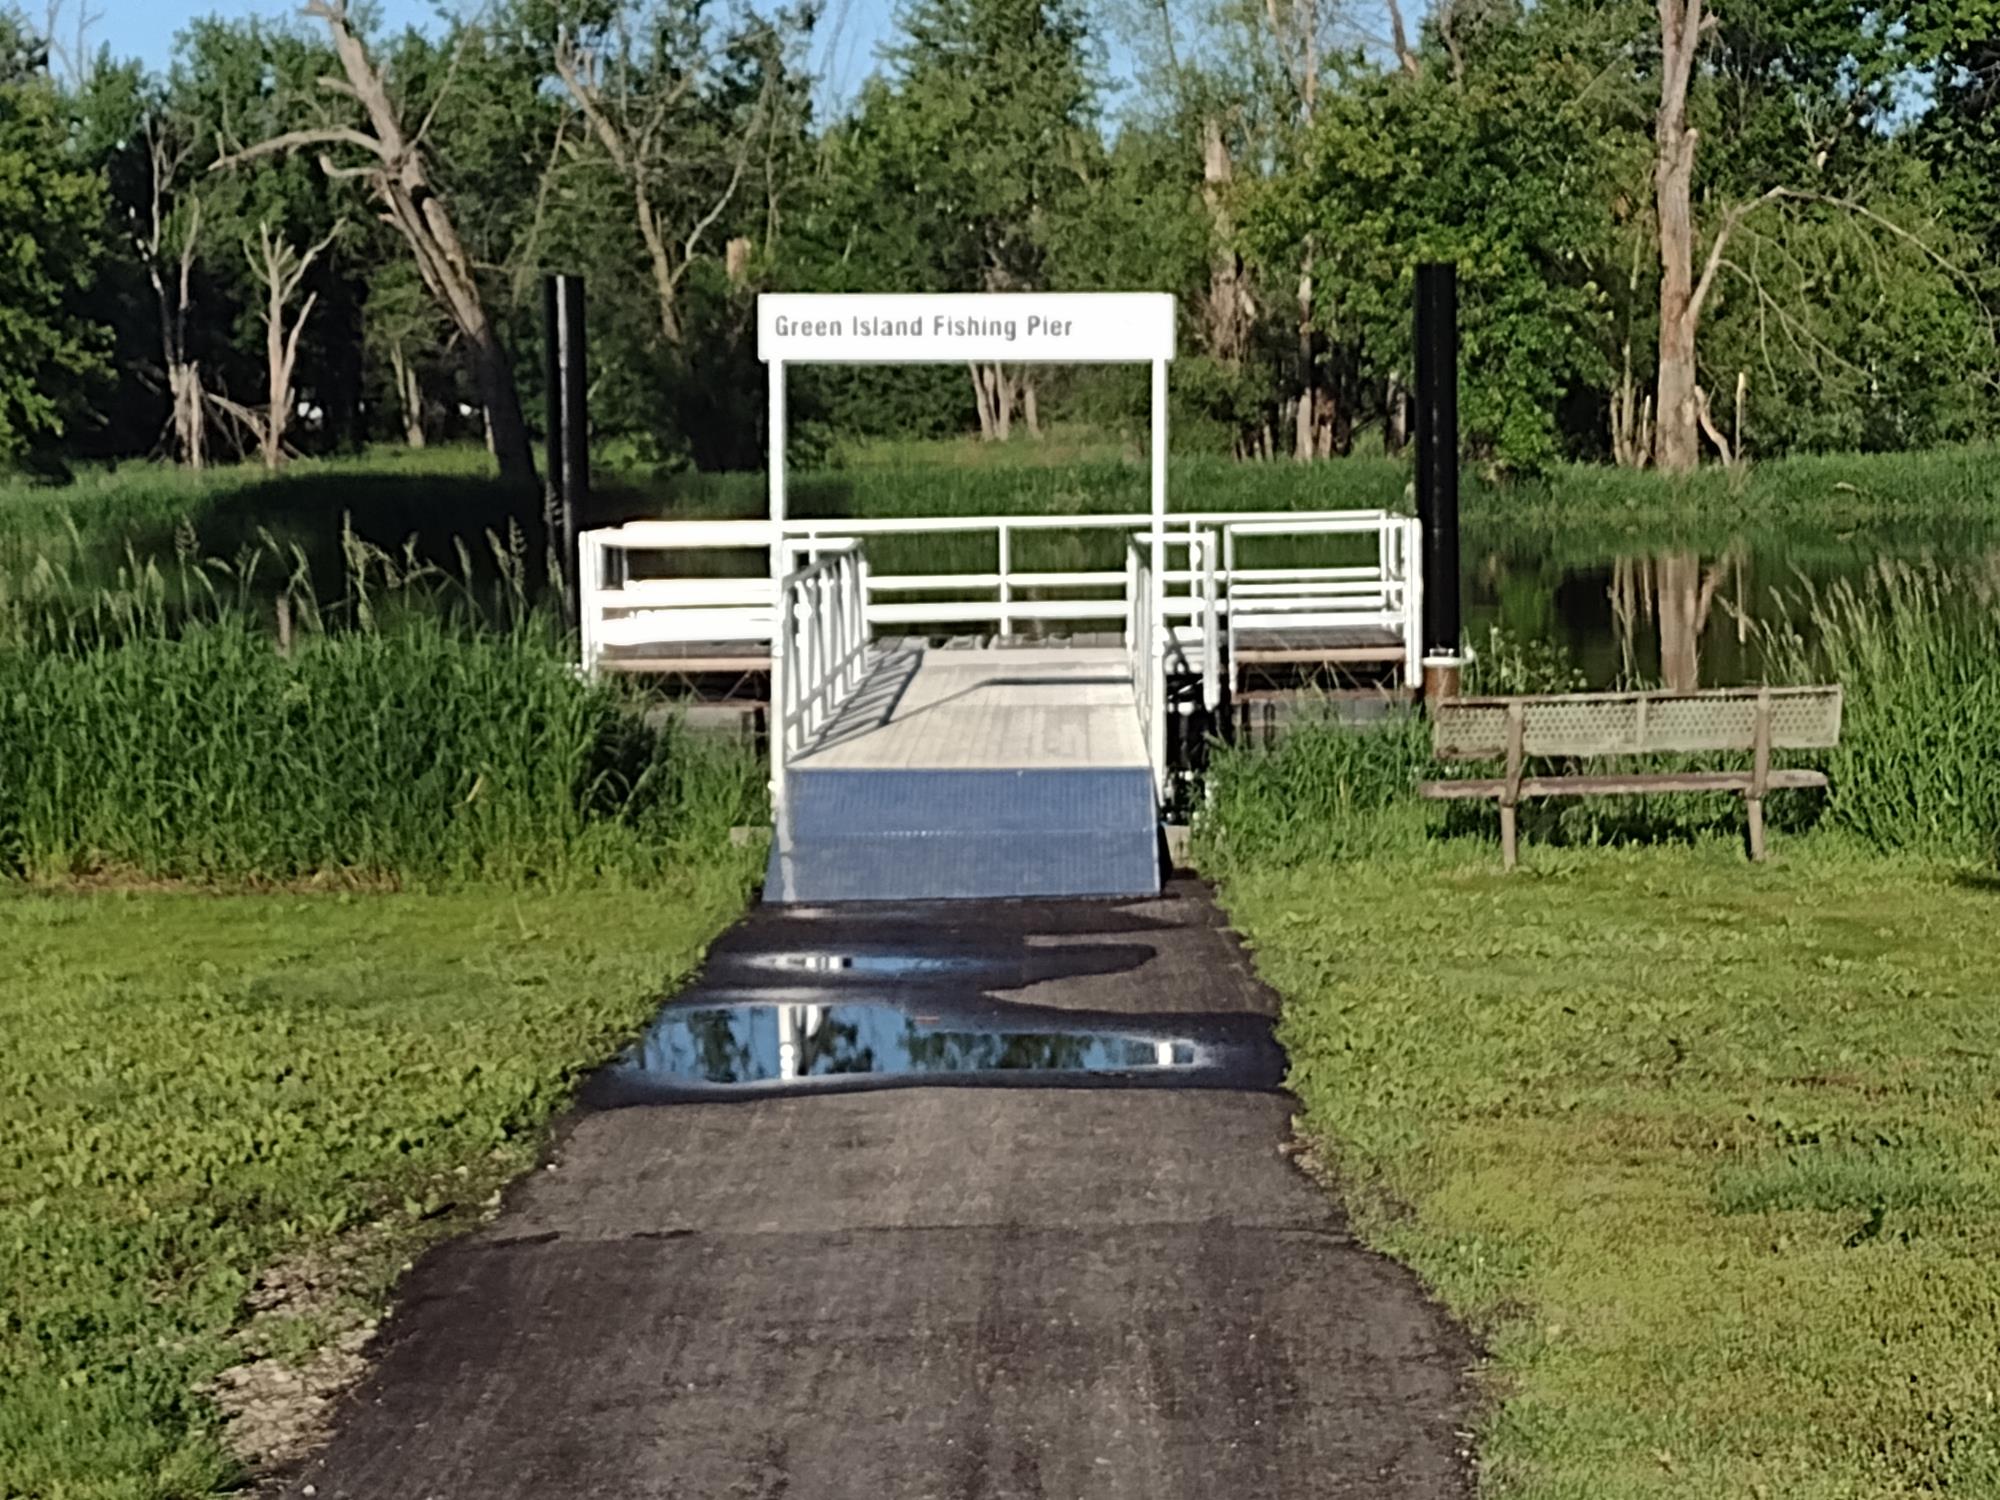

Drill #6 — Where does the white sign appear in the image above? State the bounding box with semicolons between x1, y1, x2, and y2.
758;292;1174;364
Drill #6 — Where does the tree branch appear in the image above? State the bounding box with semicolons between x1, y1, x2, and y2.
1689;185;1783;325
211;126;387;171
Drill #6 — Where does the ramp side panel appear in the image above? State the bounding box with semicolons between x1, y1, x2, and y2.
785;768;1156;837
767;767;1162;904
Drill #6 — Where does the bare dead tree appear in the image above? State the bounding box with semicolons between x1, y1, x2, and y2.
388;342;426;448
213;0;535;484
1652;0;1711;473
1201;118;1255;367
244;219;341;469
1384;0;1423;77
138;122;209;469
1653;0;1796;473
39;0;100;86
552;17;774;347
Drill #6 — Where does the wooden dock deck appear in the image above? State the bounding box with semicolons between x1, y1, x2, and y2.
795;645;1150;772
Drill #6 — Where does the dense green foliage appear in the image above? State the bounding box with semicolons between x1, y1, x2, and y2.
3;0;1999;477
0;883;747;1497
0;16;106;464
1224;852;2000;1498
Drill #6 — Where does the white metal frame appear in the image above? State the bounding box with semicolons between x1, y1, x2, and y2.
758;291;1176;816
1221;515;1423;689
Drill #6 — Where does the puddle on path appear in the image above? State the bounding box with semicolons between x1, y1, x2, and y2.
585;997;1282;1104
736;952;982;977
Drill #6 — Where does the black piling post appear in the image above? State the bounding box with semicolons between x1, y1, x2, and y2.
542;274;589;613
1413;262;1462;700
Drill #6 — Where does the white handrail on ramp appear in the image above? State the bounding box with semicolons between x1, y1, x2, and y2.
1125;537;1167;797
771;544;869;830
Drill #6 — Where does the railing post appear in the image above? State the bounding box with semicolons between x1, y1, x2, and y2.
1201;531;1219;714
997;523;1013;639
772;582;792;806
1404;517;1424;688
577;531;603;677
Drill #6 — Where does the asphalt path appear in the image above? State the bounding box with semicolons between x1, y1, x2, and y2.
275;880;1474;1500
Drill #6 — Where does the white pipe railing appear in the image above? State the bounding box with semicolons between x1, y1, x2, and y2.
771;545;869;827
1221;515;1423;691
580;509;1422;691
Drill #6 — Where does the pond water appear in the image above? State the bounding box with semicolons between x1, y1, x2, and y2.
1463;523;1999;688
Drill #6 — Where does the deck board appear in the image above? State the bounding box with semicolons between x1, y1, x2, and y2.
796;646;1150;771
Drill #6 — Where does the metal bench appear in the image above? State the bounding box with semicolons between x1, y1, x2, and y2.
1419;686;1843;868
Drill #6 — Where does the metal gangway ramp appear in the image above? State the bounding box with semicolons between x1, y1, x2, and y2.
576;292;1422;903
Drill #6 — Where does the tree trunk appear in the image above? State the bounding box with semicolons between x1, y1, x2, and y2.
1653;0;1704;474
1202;119;1250;365
970;362;997;439
168;361;207;470
262;329;288;469
1385;373;1410;454
391;343;426;448
993;365;1015;441
1294;265;1315;461
1022;375;1041;438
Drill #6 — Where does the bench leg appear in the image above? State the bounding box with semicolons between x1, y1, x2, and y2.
1500;804;1519;871
1746;796;1767;862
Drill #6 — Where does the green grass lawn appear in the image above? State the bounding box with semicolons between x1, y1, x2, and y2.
0;874;748;1499
1221;845;2000;1499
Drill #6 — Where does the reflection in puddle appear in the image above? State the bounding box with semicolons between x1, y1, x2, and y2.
740;952;981;977
599;1000;1212;1098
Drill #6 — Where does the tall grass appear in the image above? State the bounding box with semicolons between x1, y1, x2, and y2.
1764;563;2000;861
1197;712;1433;872
0;533;763;886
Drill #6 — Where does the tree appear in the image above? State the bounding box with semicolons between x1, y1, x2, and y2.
547;0;783;347
1648;0;1940;469
216;0;537;484
0;11;107;464
238;220;340;467
865;0;1103;436
1248;0;1631;470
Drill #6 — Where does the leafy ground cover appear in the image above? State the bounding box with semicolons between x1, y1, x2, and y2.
0;875;750;1499
1221;846;2000;1499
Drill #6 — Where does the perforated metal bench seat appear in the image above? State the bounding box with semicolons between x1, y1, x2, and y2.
1420;685;1843;868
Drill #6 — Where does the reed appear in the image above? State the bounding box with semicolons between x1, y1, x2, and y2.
1762;561;2000;860
0;533;762;886
1196;709;1433;872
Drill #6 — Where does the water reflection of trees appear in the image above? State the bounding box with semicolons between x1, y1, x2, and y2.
900;1025;1095;1073
659;1009;757;1084
1610;548;1748;689
796;1013;872;1075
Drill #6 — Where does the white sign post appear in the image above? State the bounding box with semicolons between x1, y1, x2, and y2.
758;291;1178;776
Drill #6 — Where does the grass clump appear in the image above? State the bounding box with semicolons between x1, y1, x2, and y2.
0;882;747;1498
1764;563;2000;862
1221;849;2000;1499
1197;710;1431;871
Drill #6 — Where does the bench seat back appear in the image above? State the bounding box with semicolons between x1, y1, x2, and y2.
1433;686;1843;760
